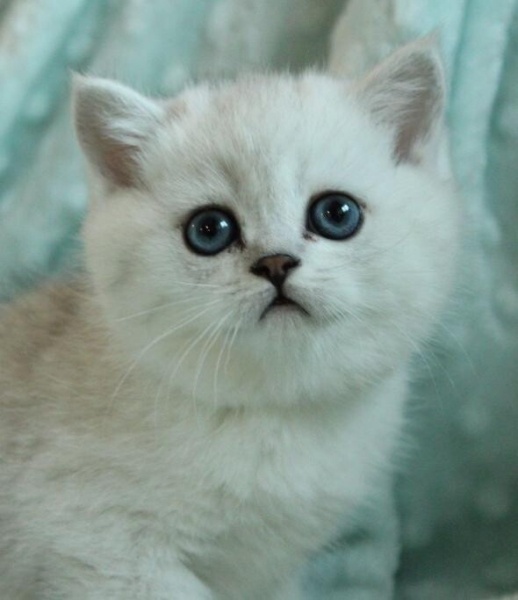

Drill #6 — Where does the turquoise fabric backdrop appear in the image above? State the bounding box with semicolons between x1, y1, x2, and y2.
1;1;517;597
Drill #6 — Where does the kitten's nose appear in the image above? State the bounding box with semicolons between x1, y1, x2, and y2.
250;254;300;288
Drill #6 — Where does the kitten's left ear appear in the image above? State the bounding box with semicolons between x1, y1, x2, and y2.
73;75;166;188
354;37;446;165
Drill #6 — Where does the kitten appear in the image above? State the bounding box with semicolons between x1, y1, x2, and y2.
0;39;460;600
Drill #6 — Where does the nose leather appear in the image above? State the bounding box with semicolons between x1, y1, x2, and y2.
250;254;300;288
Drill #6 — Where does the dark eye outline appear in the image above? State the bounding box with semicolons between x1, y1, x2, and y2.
306;191;364;241
183;205;241;256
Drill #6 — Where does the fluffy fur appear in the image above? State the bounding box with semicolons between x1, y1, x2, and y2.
0;40;460;599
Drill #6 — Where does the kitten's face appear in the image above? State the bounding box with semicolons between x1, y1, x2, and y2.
76;42;460;406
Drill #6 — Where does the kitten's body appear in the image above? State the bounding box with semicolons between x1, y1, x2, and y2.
0;282;403;600
0;41;459;599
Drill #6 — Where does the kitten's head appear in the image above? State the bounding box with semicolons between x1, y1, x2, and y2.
74;39;460;408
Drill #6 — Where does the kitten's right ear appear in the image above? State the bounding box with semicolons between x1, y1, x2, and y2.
353;37;446;166
73;75;165;188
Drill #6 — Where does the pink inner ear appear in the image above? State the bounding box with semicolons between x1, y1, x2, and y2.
393;61;443;164
354;40;445;166
73;76;167;190
100;136;141;188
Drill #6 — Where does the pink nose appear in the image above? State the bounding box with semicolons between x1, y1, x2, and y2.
250;254;300;288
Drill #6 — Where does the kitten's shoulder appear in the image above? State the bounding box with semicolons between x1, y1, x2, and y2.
1;278;82;334
0;278;100;377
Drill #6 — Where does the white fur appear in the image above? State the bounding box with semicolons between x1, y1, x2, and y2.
0;40;460;599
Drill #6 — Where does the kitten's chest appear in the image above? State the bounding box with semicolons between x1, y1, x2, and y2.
154;401;394;555
151;403;395;597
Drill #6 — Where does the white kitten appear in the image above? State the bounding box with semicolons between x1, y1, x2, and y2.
0;39;460;600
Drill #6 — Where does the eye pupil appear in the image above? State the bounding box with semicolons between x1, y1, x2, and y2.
185;208;239;256
307;193;362;240
326;200;348;223
199;218;222;237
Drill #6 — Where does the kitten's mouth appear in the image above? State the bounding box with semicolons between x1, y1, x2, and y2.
260;294;309;320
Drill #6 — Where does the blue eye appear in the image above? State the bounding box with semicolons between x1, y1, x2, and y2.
307;193;363;240
184;208;239;256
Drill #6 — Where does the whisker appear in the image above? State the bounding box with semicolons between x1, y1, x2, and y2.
164;318;224;418
308;290;370;327
389;319;452;413
213;324;234;406
224;319;241;376
170;280;227;289
192;312;232;405
115;297;220;322
107;302;219;414
434;320;477;376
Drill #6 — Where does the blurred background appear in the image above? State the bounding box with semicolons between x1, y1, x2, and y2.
0;0;517;597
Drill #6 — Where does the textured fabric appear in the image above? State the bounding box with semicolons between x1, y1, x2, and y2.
1;0;517;597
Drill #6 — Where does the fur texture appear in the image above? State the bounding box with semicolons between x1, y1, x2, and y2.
0;40;460;599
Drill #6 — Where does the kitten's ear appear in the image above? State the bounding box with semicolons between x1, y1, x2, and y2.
354;37;446;165
73;75;165;188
